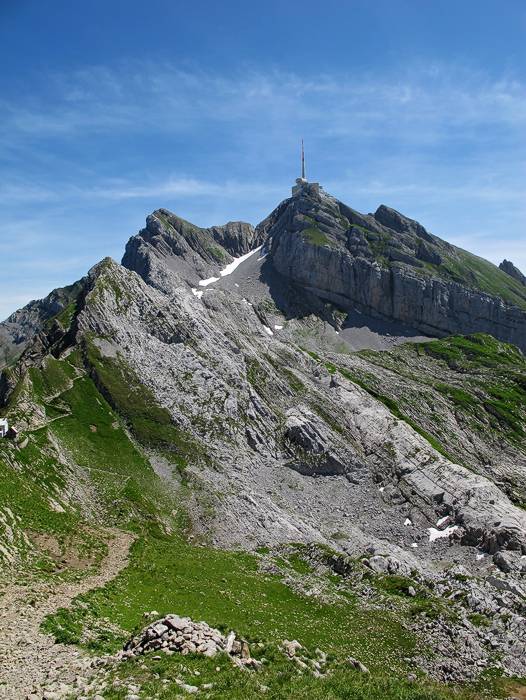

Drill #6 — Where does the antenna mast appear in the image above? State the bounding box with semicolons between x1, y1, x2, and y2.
301;139;306;180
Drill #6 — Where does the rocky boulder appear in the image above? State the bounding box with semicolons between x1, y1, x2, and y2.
283;406;366;480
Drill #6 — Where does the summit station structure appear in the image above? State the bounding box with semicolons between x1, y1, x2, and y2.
292;139;320;196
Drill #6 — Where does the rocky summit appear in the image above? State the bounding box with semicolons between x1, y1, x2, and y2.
1;183;526;700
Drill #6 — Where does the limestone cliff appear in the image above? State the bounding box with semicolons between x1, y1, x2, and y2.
257;185;526;351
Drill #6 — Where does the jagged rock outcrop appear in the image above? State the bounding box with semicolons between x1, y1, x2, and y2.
331;371;526;554
257;187;526;351
500;259;526;286
283;406;366;480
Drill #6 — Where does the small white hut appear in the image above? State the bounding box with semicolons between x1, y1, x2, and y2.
0;419;8;438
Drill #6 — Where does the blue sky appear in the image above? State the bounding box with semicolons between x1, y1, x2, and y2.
1;0;526;320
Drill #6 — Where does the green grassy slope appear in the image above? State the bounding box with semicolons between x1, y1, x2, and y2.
363;333;526;444
42;534;488;700
347;213;526;310
436;248;526;310
0;348;181;575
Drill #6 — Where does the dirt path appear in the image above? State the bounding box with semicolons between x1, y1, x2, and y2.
0;529;134;700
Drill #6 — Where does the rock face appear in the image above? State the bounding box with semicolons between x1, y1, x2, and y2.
500;259;526;286
256;186;526;351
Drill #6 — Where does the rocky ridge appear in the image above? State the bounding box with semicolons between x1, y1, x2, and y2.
121;209;262;295
500;258;526;286
0;279;83;369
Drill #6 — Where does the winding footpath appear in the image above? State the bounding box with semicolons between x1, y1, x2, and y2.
0;530;134;700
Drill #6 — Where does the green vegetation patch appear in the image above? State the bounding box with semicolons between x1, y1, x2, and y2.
245;357;268;391
415;335;526;441
363;228;392;261
438;249;526;311
302;227;331;247
50;374;167;521
0;429;108;574
434;383;477;410
371;574;446;621
100;653;484;700
44;532;415;664
3;351;181;550
418;333;525;370
28;356;77;401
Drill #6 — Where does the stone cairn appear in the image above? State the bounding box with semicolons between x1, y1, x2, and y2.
119;614;260;669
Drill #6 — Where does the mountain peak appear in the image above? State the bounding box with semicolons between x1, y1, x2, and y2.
2;180;526;695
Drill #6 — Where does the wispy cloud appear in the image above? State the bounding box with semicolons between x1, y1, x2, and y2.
3;62;526;145
0;176;284;205
1;60;526;320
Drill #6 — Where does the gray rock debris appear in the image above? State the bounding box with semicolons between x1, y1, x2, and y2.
120;615;260;669
364;554;410;576
347;656;370;674
281;641;329;676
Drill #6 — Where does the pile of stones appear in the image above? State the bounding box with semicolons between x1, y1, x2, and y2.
120;614;260;668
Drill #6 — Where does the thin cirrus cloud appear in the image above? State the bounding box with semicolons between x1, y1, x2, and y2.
1;60;526;320
0;177;285;208
2;62;526;142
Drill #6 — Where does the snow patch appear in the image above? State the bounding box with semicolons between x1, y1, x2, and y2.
274;325;283;330
428;525;459;542
476;553;485;561
191;288;204;299
263;326;274;336
411;543;418;548
198;277;219;287
404;518;412;526
220;246;262;277
198;246;262;287
436;515;450;527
